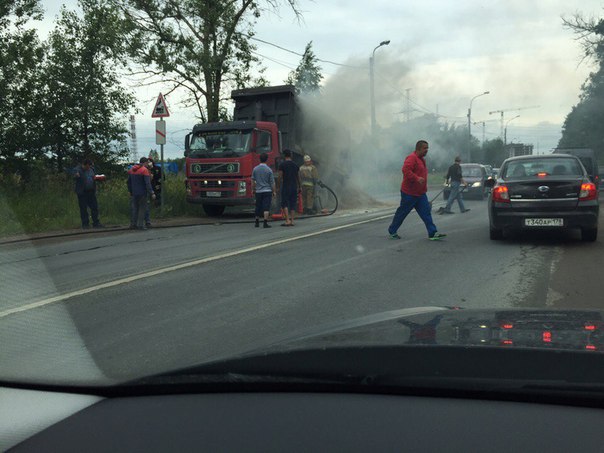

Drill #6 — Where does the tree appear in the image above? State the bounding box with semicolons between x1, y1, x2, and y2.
42;0;135;171
0;0;46;177
112;0;299;123
286;41;323;95
482;138;506;167
558;14;604;157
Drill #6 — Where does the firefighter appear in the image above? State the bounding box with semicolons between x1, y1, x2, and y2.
299;155;319;214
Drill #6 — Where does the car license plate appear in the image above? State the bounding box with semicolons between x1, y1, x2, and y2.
206;191;221;197
524;218;563;227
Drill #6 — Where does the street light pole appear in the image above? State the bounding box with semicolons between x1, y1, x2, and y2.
467;91;489;161
504;114;520;146
369;40;390;137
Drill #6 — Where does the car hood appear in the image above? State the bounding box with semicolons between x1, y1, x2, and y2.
245;306;604;355
142;307;604;391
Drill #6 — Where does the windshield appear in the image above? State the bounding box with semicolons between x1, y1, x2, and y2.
3;0;604;397
461;165;484;177
502;158;584;179
189;130;252;157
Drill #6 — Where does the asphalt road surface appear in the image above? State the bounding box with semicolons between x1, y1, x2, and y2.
2;191;604;383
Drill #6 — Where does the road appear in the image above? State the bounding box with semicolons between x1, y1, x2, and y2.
2;191;604;383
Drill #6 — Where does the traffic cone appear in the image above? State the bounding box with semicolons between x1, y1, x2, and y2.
297;191;304;214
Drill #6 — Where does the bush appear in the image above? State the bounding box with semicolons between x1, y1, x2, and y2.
0;173;203;236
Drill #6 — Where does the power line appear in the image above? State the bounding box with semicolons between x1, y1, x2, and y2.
250;36;362;68
251;50;297;70
251;36;462;119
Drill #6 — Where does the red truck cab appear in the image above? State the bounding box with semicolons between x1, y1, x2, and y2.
185;121;281;216
184;85;300;216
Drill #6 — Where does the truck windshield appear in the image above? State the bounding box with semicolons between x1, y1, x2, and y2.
189;130;252;158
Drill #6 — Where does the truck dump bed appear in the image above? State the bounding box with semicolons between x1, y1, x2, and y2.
231;85;301;153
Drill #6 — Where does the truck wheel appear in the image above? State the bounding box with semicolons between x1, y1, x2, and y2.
203;204;225;217
489;227;503;240
581;227;598;242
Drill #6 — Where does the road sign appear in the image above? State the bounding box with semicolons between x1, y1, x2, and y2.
151;93;170;118
156;120;166;145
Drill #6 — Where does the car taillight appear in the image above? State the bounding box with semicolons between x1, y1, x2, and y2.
579;182;597;201
492;185;510;203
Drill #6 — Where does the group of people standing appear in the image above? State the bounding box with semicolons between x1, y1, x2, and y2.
73;142;463;241
72;156;162;230
251;150;319;228
127;157;161;230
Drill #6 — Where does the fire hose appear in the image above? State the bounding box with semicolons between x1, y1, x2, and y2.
272;180;339;220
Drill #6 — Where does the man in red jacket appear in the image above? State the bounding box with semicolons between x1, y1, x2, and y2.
387;140;446;241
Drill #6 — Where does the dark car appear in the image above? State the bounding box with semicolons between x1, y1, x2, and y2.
553;148;600;188
486;154;599;241
443;163;490;200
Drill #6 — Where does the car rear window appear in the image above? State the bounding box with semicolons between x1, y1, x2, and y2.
462;166;484;177
502;158;584;179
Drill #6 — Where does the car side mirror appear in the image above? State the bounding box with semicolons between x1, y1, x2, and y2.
485;177;496;188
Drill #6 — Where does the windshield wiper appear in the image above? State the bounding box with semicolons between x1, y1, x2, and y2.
222;149;240;157
190;151;211;158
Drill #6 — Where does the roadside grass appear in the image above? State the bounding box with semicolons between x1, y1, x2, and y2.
0;174;203;236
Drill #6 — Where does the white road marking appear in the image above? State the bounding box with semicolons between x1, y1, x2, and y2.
0;213;393;319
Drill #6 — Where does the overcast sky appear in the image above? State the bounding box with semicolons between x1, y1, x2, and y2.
39;0;604;158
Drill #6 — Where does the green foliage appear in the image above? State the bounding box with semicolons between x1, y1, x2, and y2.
0;0;135;179
285;41;323;95
559;14;604;158
43;1;135;171
0;1;46;177
0;173;202;236
114;0;299;122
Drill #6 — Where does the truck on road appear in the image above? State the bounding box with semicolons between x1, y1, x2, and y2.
184;85;304;216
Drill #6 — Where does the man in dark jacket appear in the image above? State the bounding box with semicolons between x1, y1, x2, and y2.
73;158;103;229
443;156;469;214
127;157;156;230
148;158;162;206
278;149;301;226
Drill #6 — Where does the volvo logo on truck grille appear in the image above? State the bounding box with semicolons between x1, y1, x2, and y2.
191;163;240;174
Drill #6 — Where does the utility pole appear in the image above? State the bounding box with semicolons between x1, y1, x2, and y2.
129;115;138;163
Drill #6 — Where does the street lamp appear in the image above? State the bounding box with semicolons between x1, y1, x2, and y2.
369;40;390;136
467;91;490;160
504;115;520;146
